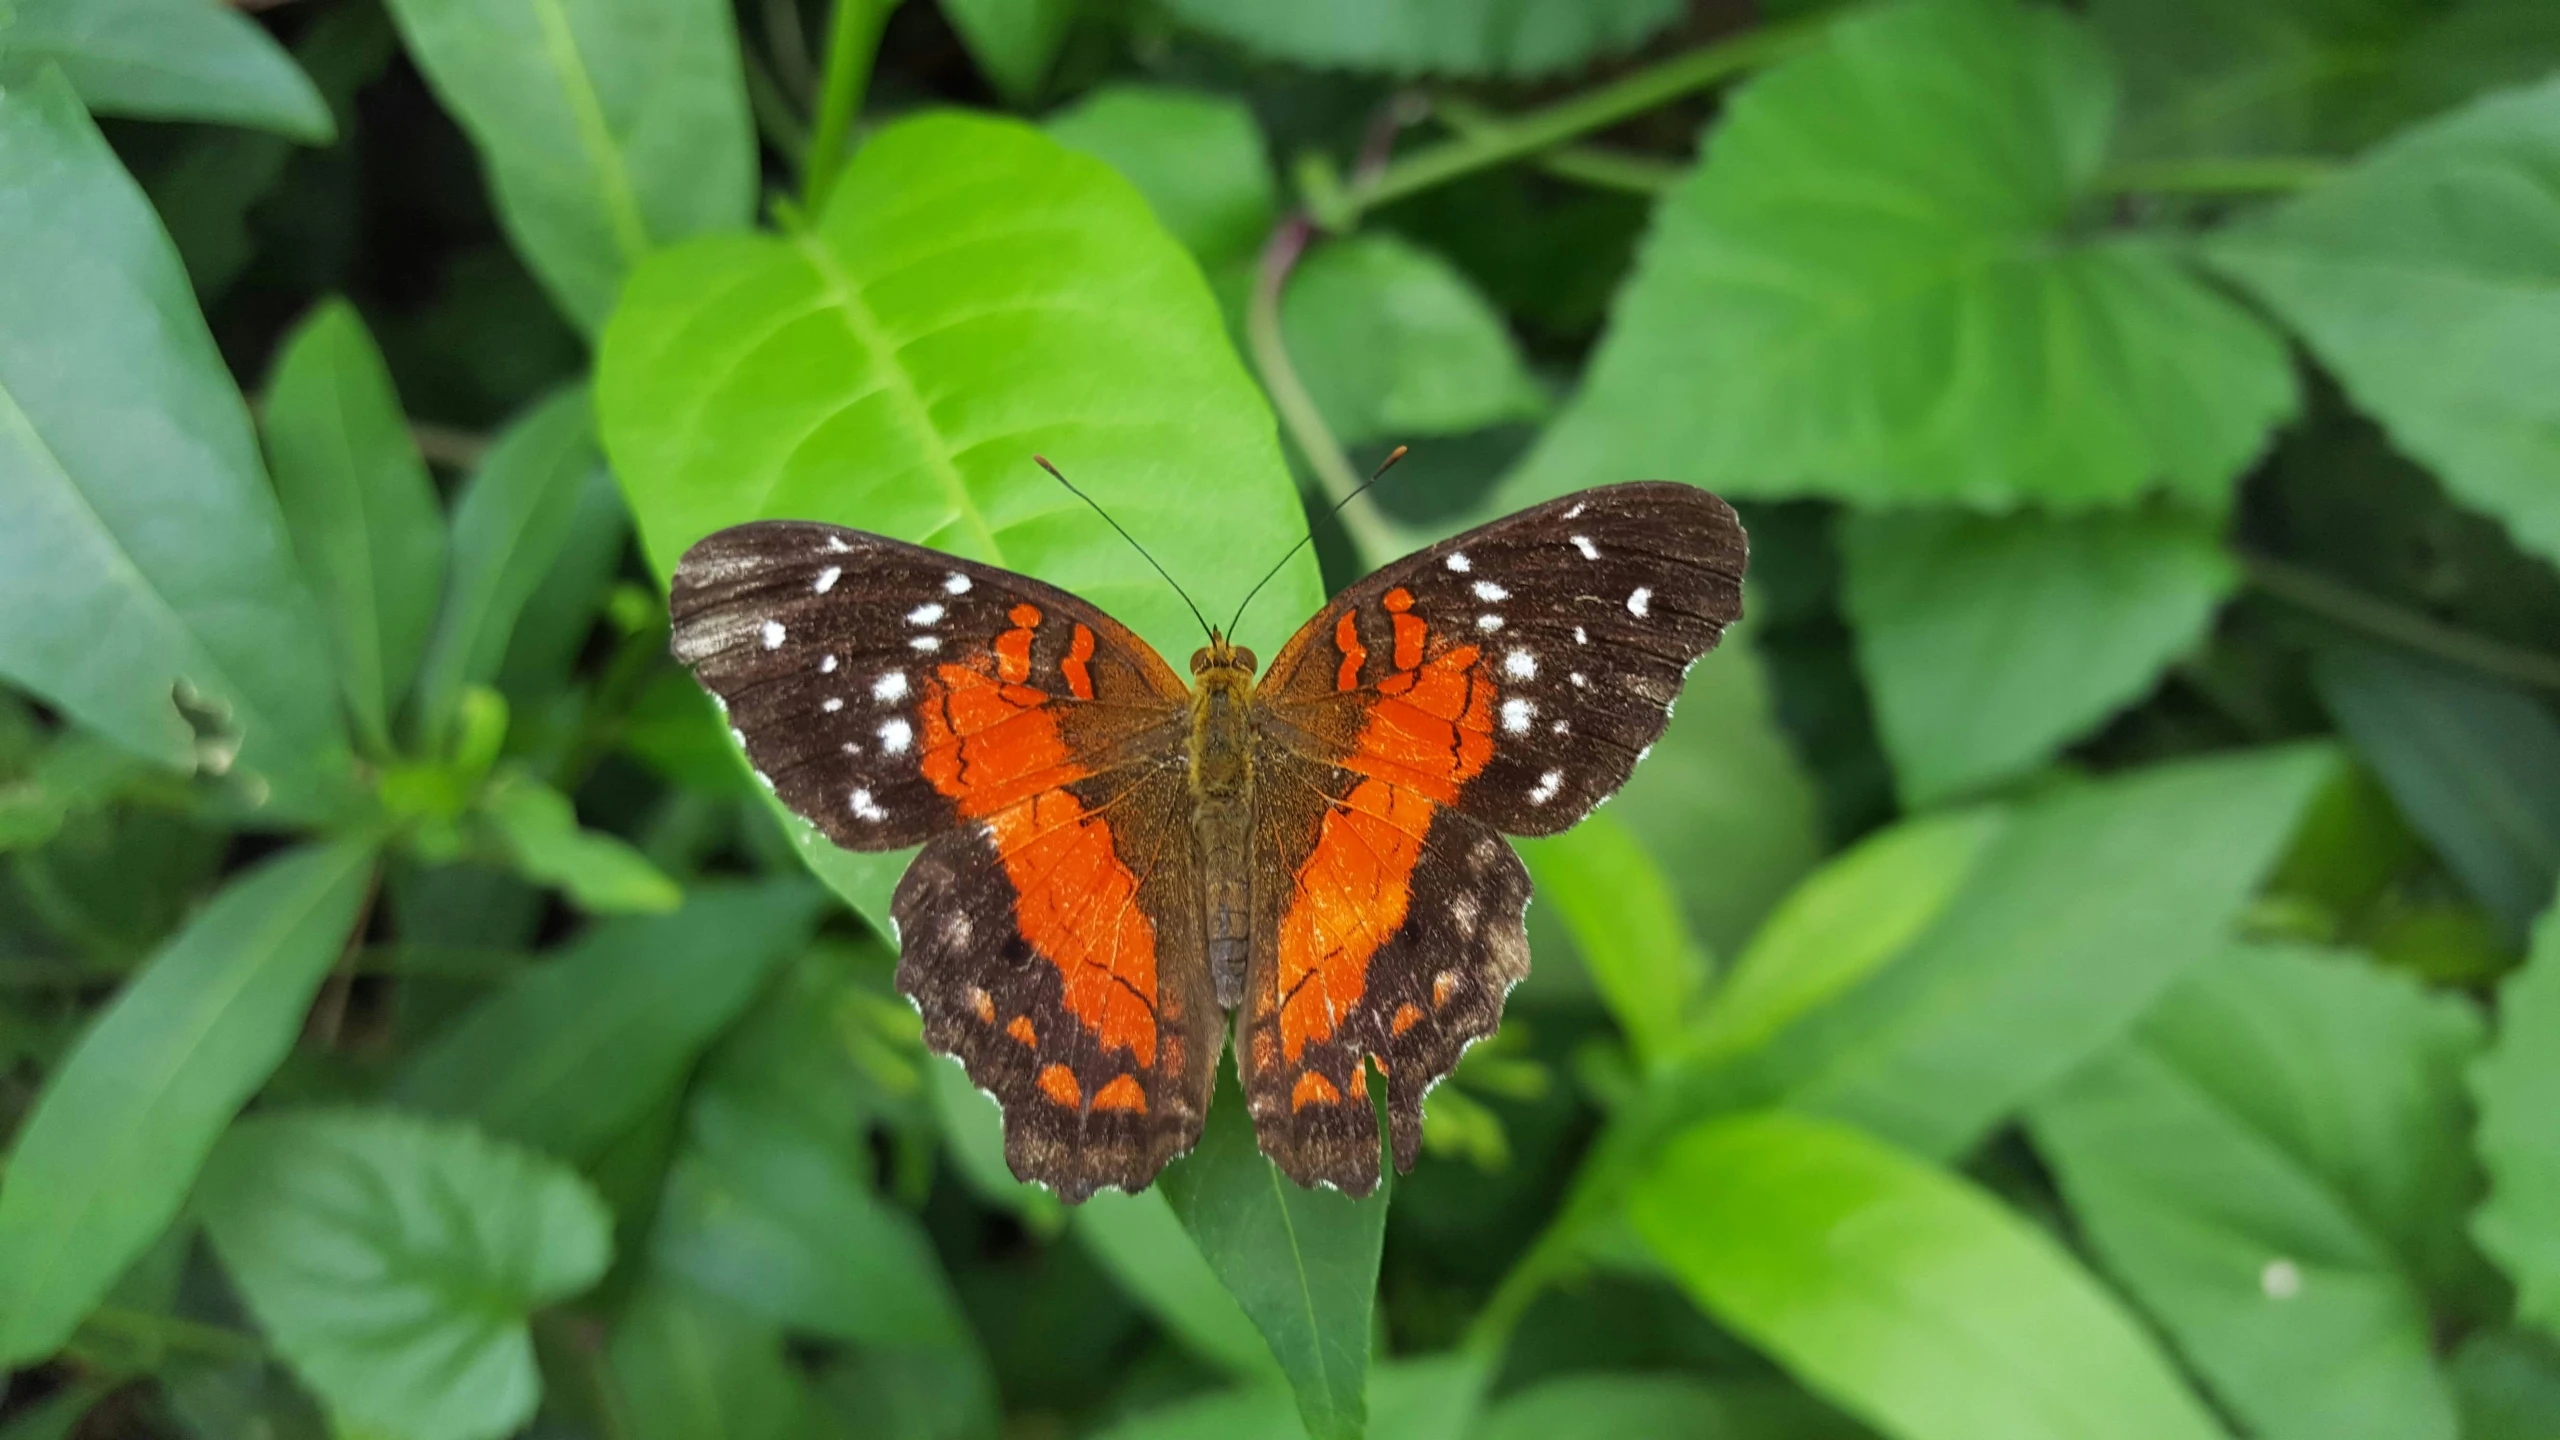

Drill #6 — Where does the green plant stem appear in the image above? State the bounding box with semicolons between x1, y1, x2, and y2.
803;0;895;214
1245;217;1401;568
2241;551;2560;691
1340;18;1821;222
742;45;811;167
1433;96;1685;196
2093;155;2339;195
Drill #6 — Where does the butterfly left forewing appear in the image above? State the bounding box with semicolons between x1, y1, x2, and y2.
1242;483;1746;1190
671;521;1216;1201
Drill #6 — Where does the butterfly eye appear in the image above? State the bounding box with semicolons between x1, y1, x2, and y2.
1232;646;1257;675
1189;647;1213;674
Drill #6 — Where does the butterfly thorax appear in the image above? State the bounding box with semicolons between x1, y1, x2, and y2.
1188;632;1259;1008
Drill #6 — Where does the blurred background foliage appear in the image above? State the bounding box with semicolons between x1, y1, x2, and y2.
2;0;2560;1437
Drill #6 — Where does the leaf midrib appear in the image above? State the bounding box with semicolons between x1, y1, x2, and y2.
526;0;651;265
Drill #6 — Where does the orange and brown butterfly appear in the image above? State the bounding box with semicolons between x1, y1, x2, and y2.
670;476;1746;1201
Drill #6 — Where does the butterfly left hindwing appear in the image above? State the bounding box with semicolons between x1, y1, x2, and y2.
670;522;1219;1201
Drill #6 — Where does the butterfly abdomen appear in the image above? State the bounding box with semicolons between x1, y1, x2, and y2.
1190;644;1258;1009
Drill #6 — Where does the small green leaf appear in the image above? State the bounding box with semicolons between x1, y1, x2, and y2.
1045;85;1277;269
2310;641;2560;943
481;772;681;913
197;1108;614;1440
2031;943;2486;1440
1075;1188;1279;1379
0;840;374;1365
1283;233;1545;445
1698;744;2335;1159
381;0;756;330
1687;806;2006;1069
652;1089;969;1349
938;0;1073;104
1841;508;2238;805
2207;76;2560;572
1156;0;1682;77
1504;0;2297;512
1519;812;1707;1069
2474;888;2560;1341
260;299;449;755
412;385;604;748
1161;1066;1388;1440
1632;1110;2228;1440
396;879;826;1161
0;67;351;819
610;1283;815;1440
0;0;331;140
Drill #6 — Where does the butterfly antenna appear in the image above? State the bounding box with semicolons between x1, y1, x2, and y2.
1227;445;1409;636
1033;455;1217;642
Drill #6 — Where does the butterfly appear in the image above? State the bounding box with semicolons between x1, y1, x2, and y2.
670;481;1746;1201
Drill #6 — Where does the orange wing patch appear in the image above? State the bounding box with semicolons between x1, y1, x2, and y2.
1039;1064;1082;1107
915;652;1159;1074
1007;1016;1037;1046
1063;624;1096;700
1092;1074;1147;1113
1291;1071;1341;1110
1334;611;1366;692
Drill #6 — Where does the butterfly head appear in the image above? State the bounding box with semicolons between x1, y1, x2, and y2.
1189;629;1258;680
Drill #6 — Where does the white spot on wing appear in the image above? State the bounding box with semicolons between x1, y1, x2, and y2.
1570;671;1588;688
820;654;838;673
906;603;945;626
841;741;860;754
814;566;841;593
1574;626;1589;644
760;620;785;649
910;636;941;652
879;718;913;754
1472;580;1510;602
872;672;909;702
1627;587;1652;618
1529;770;1564;806
1503;650;1536;680
1450;893;1479;933
849;788;887;821
1571;535;1599;560
1500;697;1535;734
1563;502;1586;519
821;697;843;713
825;535;852;553
1477;614;1504;632
943;572;972;594
944;911;973;946
1445;552;1472;573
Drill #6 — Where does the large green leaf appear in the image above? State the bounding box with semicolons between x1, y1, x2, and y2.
597;111;1321;928
260;299;449;755
396;880;826;1162
2309;641;2560;943
2031;943;2485;1440
197;1108;614;1440
650;1089;969;1348
0;840;373;1365
1093;1355;1485;1440
1630;1111;2227;1440
0;0;330;139
1840;508;2237;805
1044;85;1276;270
1161;1067;1390;1440
2092;0;2560;159
2451;1328;2560;1440
381;0;755;331
1156;0;1681;77
0;68;350;819
1519;812;1707;1069
411;385;604;746
2207;76;2560;571
2475;888;2560;1340
1502;0;2296;513
1699;744;2335;1159
1283;233;1545;445
610;1283;816;1440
